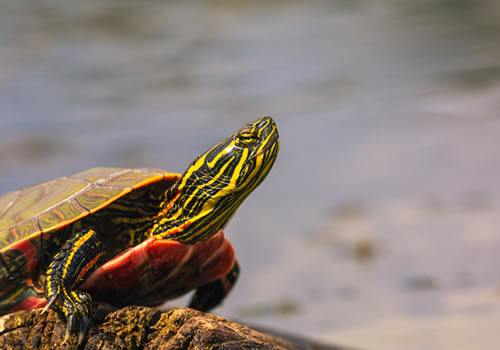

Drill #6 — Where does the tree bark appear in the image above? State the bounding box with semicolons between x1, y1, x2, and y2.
0;306;340;350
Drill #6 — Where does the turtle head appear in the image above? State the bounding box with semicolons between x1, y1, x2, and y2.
197;115;280;193
159;116;279;243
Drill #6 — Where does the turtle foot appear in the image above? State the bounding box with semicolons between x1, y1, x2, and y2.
189;260;240;312
43;229;101;344
63;309;90;345
43;288;92;345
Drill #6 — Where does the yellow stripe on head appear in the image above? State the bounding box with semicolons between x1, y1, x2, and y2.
156;116;279;243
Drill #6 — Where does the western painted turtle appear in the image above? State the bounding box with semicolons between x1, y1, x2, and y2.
0;116;279;344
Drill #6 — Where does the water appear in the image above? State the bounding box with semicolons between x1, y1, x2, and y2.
2;1;500;349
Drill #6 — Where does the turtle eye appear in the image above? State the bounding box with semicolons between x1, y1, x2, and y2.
236;131;258;145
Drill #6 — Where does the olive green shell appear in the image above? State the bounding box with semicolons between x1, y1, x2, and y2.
0;168;181;250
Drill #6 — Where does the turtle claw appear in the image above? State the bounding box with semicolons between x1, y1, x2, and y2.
53;298;91;345
62;313;76;344
50;303;90;345
42;288;92;344
78;314;89;345
41;294;58;314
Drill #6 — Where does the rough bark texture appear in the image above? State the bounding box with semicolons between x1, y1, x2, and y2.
0;306;338;350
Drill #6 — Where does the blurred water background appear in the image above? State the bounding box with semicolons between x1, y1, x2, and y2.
2;1;500;349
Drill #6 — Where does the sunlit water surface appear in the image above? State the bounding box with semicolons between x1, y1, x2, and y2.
2;2;500;349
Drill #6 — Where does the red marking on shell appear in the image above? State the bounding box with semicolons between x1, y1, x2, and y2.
10;296;46;312
80;230;235;307
10;238;39;276
10;227;18;241
52;208;65;220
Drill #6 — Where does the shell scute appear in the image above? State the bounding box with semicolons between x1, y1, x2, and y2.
37;199;87;231
74;186;128;213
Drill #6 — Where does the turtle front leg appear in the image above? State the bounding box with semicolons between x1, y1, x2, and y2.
43;229;102;345
189;260;240;312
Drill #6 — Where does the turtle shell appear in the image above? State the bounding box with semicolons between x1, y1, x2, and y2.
0;168;181;285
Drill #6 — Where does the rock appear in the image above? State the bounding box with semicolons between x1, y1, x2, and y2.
0;306;307;349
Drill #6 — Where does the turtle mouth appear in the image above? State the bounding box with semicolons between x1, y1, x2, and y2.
251;132;279;159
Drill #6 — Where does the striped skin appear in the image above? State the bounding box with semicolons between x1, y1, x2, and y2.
151;116;279;243
44;230;101;313
43;229;101;343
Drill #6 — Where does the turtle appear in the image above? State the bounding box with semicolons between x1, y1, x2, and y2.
0;116;279;344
